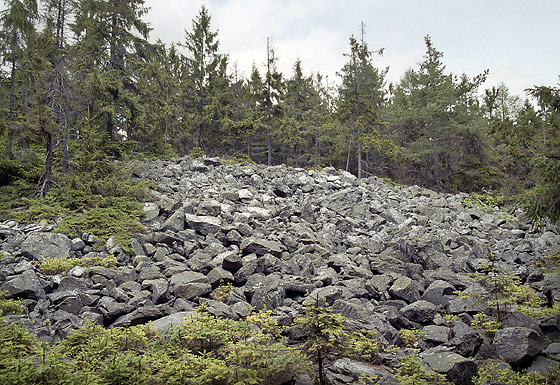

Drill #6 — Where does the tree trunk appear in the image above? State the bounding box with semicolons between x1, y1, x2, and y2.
314;124;320;166
7;38;17;160
445;154;451;193
267;132;272;166
357;124;362;179
317;348;326;385
43;132;54;197
433;152;440;191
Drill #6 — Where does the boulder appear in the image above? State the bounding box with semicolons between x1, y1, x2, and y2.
389;276;420;303
1;270;46;300
185;214;222;235
240;237;285;257
327;358;398;385
493;327;547;366
421;350;478;385
20;232;72;260
400;300;438;324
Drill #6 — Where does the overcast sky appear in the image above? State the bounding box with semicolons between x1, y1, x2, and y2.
144;0;559;98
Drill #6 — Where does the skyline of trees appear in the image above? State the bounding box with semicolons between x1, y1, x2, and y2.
1;0;559;224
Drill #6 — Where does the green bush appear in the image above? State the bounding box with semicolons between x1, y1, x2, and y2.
0;290;24;316
0;308;311;385
34;255;117;275
395;353;451;385
473;359;560;385
0;157;21;186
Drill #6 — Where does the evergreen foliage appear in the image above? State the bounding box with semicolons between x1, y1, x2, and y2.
0;2;558;242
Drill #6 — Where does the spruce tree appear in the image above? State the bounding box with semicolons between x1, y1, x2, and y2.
337;24;387;178
182;5;228;153
0;0;38;159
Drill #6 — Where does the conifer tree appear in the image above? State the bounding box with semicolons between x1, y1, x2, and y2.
182;5;228;152
337;23;387;178
0;0;38;159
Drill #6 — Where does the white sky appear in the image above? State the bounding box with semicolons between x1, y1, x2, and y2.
144;0;559;99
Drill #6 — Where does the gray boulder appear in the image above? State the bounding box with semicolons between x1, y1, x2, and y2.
400;300;438;324
20;232;72;260
1;270;46;300
493;327;546;366
185;214;222;235
327;358;398;385
389;276;420;303
422;350;478;385
240;237;285;257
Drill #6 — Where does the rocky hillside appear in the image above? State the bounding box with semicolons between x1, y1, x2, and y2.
1;156;559;384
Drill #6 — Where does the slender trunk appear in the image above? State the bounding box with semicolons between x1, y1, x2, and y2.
314;124;319;166
346;140;352;172
267;132;272;166
62;129;69;173
317;348;326;385
7;38;17;160
433;152;440;191
357;124;362;179
445;154;451;193
424;155;430;188
43;133;54;197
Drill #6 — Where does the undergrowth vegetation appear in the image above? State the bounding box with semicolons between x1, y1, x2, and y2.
0;152;148;252
33;255;117;275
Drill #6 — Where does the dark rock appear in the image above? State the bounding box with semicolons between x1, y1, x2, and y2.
111;306;164;327
1;270;46;300
162;207;185;232
528;356;560;376
400;300;438;324
20;232;72;261
150;311;196;330
389;276;420;303
327;358;398;385
450;321;484;357
185;213;222;235
493;327;547;366
421;279;456;306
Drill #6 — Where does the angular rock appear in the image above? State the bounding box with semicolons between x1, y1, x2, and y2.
185;214;222;235
111;306;163;327
1;270;46;300
422;350;477;385
327;358;398;385
150;311;196;330
162;207;185;232
389;276;420;303
400;300;438;324
240;237;285;257
493;327;546;366
20;232;72;260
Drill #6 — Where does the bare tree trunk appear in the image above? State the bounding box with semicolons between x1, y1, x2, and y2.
42;133;54;197
7;41;17;160
357;124;362;179
433;152;440;191
445;154;451;193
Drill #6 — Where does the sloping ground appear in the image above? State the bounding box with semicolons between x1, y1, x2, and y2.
1;156;559;384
